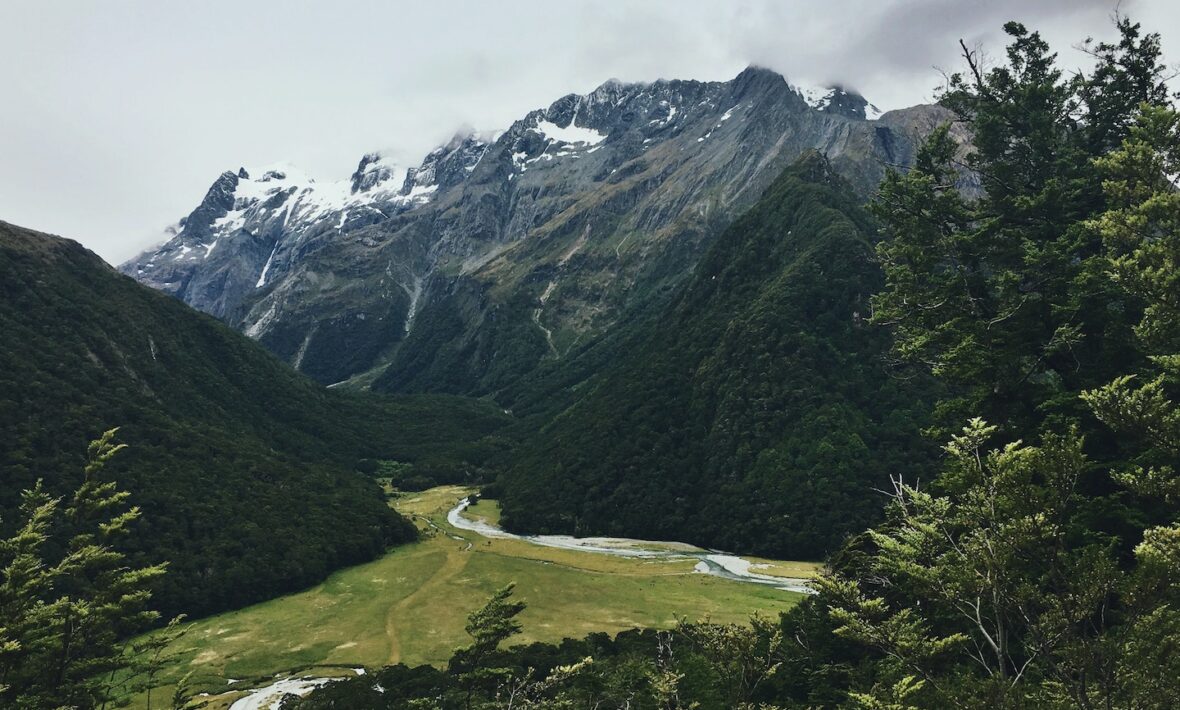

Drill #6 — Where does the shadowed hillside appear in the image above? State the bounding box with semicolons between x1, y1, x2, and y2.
498;155;938;558
0;221;511;617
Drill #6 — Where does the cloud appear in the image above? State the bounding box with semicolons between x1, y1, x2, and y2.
719;0;1128;105
0;0;1173;263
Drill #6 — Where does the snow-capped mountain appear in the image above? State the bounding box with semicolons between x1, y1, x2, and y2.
792;83;883;119
122;66;960;390
124;133;491;320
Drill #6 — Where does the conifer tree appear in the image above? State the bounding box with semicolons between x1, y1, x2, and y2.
0;429;166;708
819;421;1126;708
449;583;527;709
872;19;1170;436
834;16;1180;709
1082;104;1180;704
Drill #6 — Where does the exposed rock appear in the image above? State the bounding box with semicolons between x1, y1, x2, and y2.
122;66;962;390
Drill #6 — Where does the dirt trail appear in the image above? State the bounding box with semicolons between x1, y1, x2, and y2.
385;546;469;665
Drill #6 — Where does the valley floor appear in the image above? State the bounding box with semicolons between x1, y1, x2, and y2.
145;486;817;708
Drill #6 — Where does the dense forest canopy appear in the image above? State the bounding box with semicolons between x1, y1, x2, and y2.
0;432;166;708
286;16;1180;709
0;222;512;617
497;152;938;560
4;11;1180;710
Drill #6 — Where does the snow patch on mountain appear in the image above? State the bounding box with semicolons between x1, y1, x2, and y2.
648;101;679;127
790;82;881;120
532;119;607;146
792;83;837;110
194;157;436;249
256;245;279;288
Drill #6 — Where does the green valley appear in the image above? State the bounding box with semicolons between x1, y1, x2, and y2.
139;486;813;707
4;7;1180;709
0;221;512;619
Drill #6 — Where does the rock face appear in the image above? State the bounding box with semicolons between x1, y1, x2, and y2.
496;154;938;558
122;66;957;391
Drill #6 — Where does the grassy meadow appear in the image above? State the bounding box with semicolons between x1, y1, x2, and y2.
143;486;817;707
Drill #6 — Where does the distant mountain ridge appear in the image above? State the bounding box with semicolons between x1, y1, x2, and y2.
122;67;961;393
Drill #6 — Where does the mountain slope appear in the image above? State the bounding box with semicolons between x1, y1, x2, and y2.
496;154;937;559
122;68;957;394
0;220;510;617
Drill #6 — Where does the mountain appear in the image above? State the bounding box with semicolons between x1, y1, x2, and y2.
495;154;938;559
122;67;959;394
0;220;511;618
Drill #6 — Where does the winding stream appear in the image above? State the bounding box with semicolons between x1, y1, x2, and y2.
226;669;364;710
446;498;813;594
221;499;811;708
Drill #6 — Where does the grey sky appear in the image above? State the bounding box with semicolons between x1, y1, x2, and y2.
1;0;1176;264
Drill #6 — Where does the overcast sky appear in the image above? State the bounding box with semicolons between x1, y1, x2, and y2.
2;0;1177;264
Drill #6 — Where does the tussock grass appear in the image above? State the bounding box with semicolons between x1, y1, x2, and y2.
141;486;809;705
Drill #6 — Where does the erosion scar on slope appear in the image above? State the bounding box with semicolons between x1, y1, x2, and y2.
533;223;591;358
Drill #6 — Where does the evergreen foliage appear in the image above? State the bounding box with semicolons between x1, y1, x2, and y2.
815;17;1180;708
820;421;1132;707
498;153;937;560
449;583;528;709
0;221;512;618
0;431;166;708
871;19;1169;439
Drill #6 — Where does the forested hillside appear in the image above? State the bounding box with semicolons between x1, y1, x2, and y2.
6;8;1180;708
0;221;511;617
498;153;937;559
123;66;952;395
290;17;1180;709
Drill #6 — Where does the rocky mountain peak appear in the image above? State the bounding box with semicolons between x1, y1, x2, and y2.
732;65;789;92
585;77;636;106
350;152;400;194
818;85;879;120
175;169;241;245
789;81;881;120
403;131;491;194
123;65;948;388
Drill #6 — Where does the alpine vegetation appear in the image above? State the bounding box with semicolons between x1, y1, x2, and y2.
2;6;1179;710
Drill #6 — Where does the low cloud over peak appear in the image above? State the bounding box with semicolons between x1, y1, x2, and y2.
0;0;1173;262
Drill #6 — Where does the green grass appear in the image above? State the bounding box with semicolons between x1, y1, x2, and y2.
142;486;814;707
463;496;502;526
